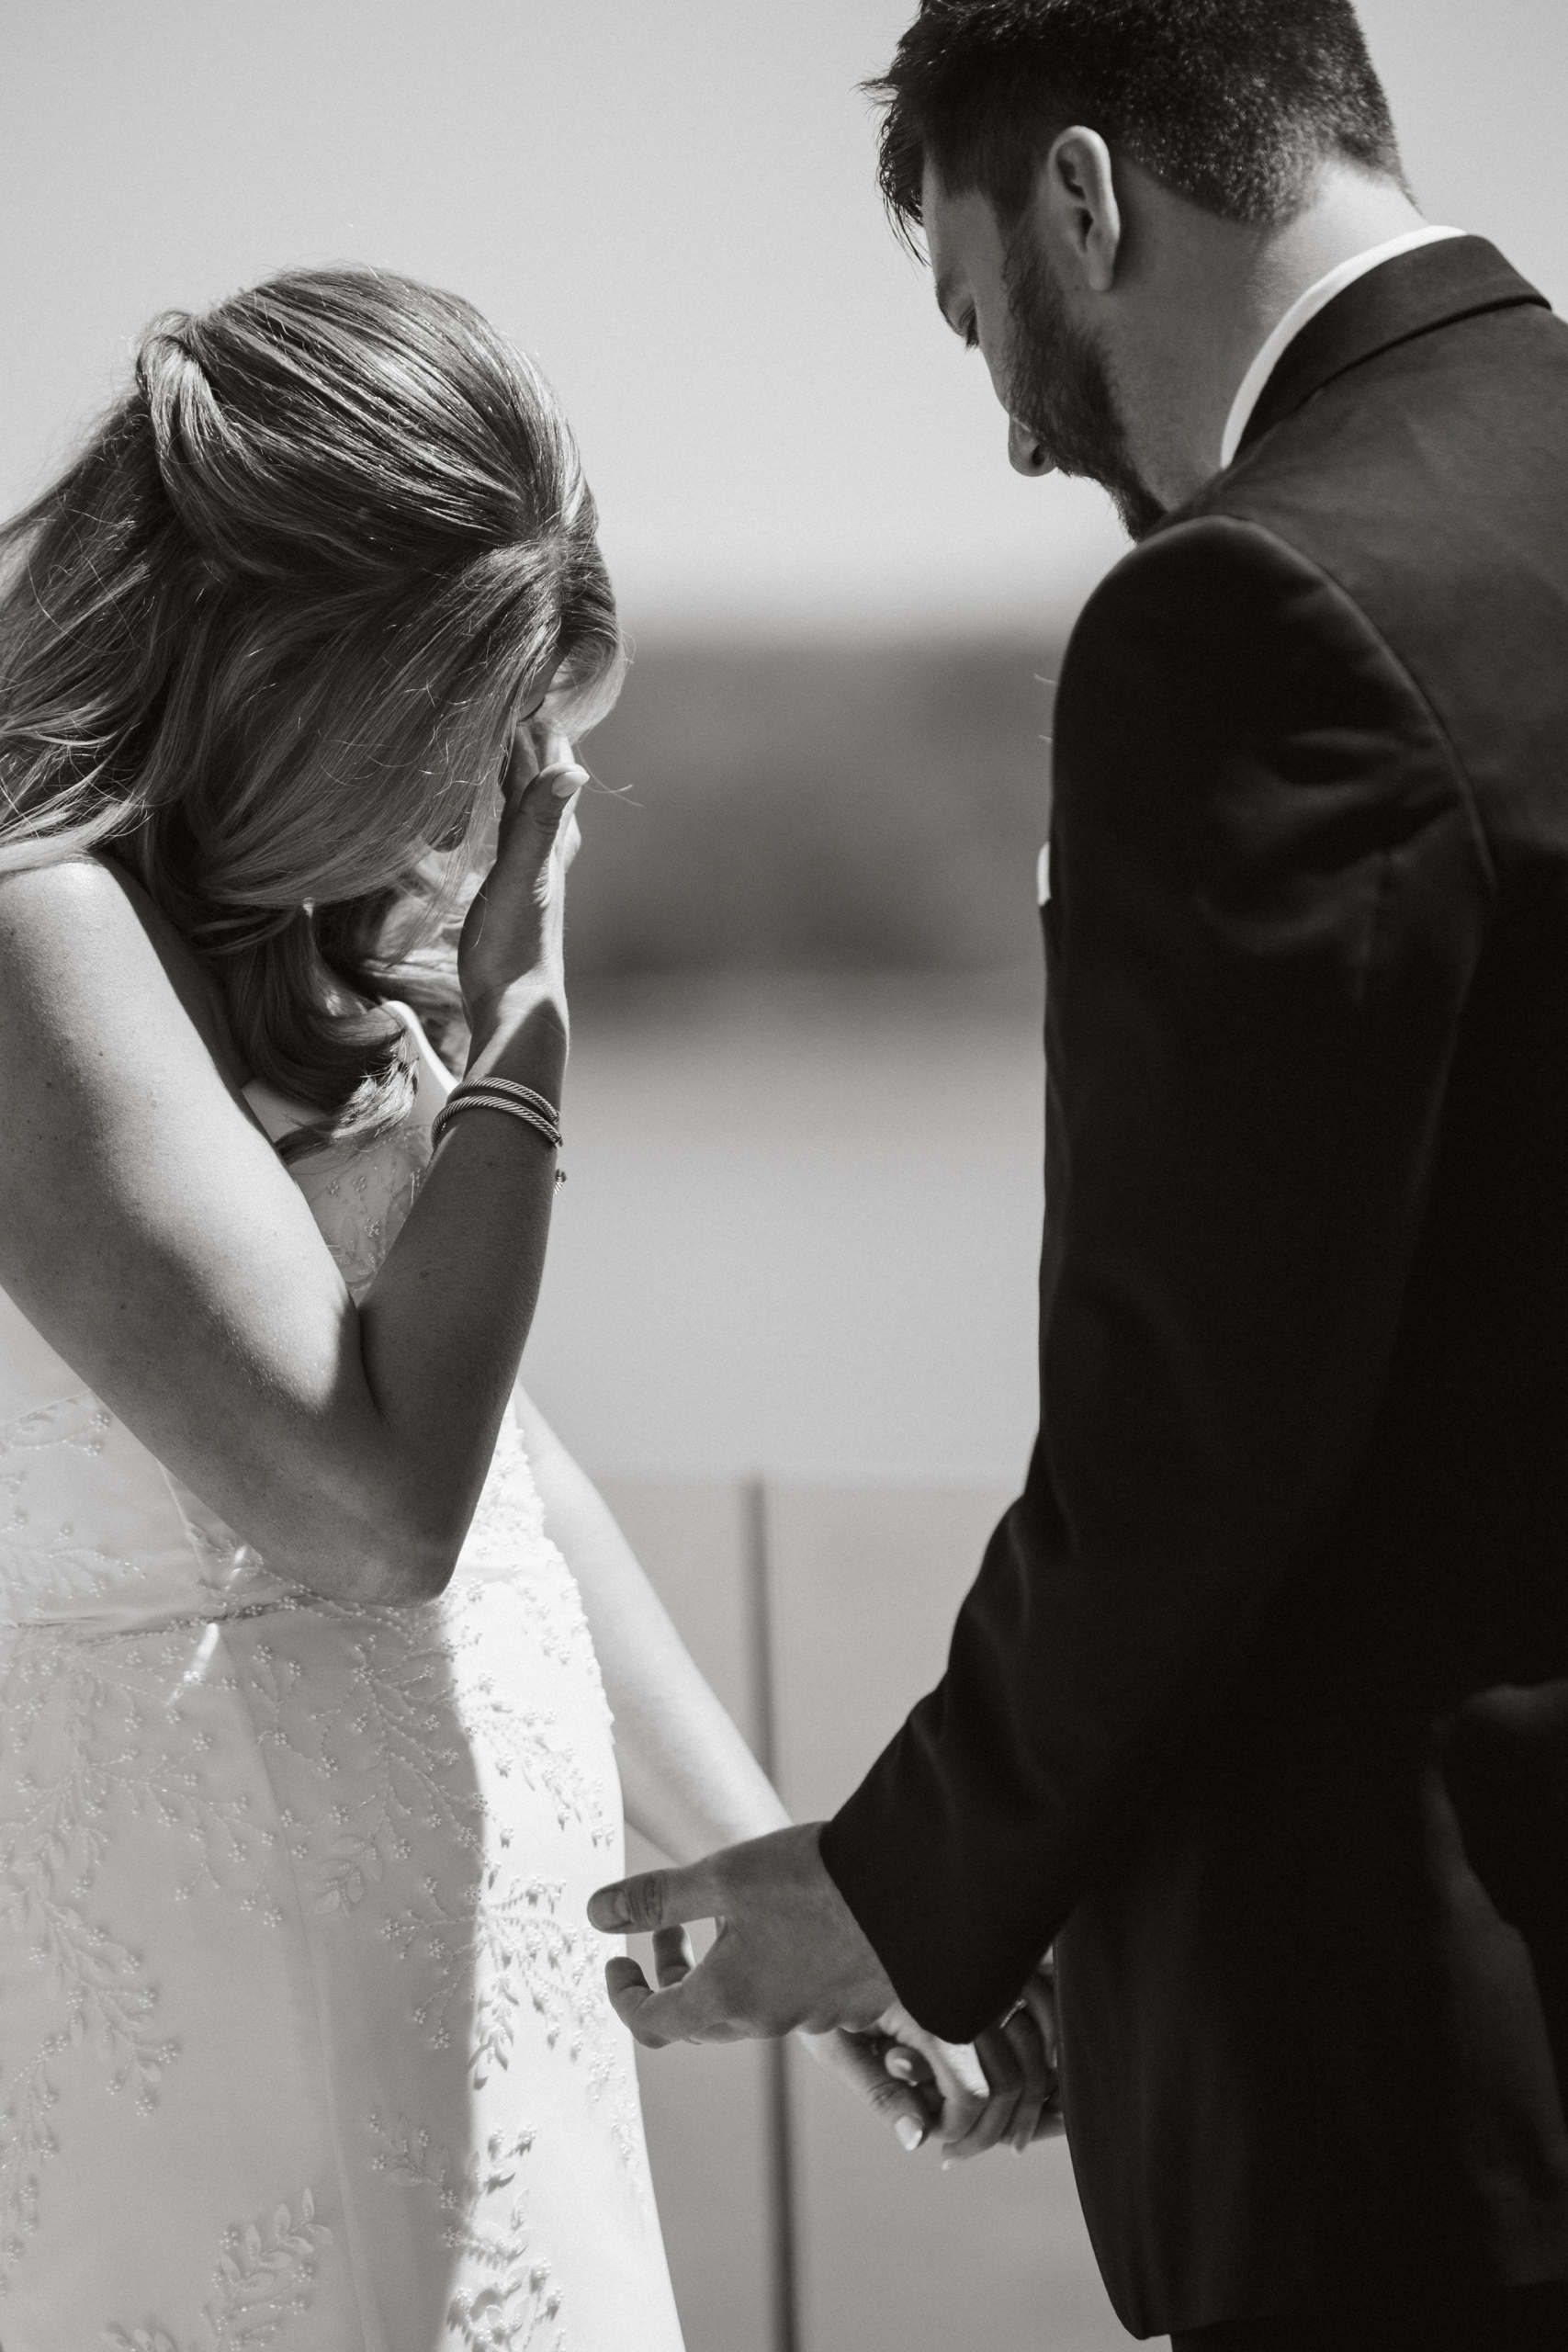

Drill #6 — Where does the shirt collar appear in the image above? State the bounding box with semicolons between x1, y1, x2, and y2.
1219;225;1466;470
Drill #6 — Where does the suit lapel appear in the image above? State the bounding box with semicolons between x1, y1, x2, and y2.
1235;234;1550;462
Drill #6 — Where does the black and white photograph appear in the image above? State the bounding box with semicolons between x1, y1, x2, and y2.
1;2;1565;2347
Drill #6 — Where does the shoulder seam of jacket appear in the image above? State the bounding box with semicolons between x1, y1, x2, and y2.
1086;510;1500;908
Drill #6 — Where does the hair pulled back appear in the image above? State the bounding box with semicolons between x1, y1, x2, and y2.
0;266;623;1152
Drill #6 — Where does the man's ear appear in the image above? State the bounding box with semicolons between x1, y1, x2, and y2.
1031;127;1121;296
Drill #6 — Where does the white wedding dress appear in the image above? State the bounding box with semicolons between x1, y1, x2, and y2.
0;1007;685;2352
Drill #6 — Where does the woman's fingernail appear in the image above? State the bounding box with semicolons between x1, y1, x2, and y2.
895;2117;923;2153
886;2052;914;2079
551;766;589;797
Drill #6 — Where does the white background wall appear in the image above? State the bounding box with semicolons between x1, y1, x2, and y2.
3;0;1565;640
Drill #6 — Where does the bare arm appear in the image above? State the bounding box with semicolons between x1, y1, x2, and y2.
512;1387;786;1860
514;1394;1058;2154
0;737;586;1605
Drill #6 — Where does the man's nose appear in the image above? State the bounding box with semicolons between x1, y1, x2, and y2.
1009;416;1053;477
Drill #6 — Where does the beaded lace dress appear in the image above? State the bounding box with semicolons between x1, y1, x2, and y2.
0;1008;684;2352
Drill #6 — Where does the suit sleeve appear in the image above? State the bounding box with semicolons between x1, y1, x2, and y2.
819;515;1496;2041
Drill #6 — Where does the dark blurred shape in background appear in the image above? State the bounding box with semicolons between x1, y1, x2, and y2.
570;635;1061;980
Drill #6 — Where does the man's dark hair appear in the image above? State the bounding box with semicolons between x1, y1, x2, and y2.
867;0;1404;243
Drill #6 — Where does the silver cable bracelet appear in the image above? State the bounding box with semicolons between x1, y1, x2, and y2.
430;1093;561;1150
446;1082;563;1136
451;1081;566;1157
450;1074;560;1124
430;1091;567;1183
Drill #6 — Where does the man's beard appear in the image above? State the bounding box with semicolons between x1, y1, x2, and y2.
1003;234;1166;543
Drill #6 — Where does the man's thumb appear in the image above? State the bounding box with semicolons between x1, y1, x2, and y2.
588;1863;707;1936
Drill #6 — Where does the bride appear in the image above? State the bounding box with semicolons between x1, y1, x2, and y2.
0;268;996;2351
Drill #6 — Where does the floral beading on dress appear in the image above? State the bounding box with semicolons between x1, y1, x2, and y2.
0;1005;683;2351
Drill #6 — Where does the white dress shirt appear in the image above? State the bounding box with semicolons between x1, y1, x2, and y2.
1219;225;1465;469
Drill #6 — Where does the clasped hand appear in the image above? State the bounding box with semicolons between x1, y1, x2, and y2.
588;1823;1061;2159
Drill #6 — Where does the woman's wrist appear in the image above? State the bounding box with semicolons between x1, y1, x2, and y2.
464;979;569;1094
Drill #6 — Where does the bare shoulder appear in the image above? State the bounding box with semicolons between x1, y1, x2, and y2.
0;853;265;1261
0;846;321;1420
0;851;153;962
0;855;171;1026
0;856;238;1100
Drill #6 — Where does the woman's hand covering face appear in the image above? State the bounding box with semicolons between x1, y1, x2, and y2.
457;718;587;1037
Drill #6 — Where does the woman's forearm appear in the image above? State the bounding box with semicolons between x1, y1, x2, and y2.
326;753;587;1600
512;1387;789;1862
351;992;569;1589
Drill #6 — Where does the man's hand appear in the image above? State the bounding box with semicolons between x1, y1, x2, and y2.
589;1831;1063;2165
587;1822;896;2044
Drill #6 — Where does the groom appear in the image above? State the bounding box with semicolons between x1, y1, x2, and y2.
592;3;1568;2343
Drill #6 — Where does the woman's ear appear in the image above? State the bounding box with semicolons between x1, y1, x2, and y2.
1032;127;1122;297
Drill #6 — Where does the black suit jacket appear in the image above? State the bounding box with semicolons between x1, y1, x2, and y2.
820;238;1568;2335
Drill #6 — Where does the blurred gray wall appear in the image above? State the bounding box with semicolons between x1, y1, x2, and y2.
571;636;1060;978
3;0;1564;650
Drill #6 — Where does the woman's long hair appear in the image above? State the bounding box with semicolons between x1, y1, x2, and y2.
0;267;623;1152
